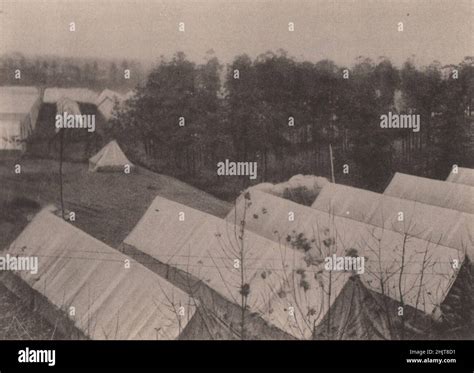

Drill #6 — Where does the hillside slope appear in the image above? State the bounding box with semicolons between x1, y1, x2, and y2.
0;159;231;248
0;158;231;339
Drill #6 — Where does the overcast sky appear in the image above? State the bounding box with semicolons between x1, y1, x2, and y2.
1;0;472;67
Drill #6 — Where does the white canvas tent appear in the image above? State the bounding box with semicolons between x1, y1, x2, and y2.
312;183;474;259
96;89;124;120
124;195;351;339
3;206;197;340
89;140;134;172
226;190;462;319
0;86;41;151
384;173;474;214
446;167;474;187
57;96;81;116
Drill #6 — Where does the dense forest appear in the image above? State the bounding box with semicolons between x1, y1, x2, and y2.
111;52;474;199
2;51;473;200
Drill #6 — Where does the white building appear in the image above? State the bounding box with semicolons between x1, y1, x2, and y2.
0;86;42;151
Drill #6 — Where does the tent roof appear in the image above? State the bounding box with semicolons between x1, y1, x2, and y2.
227;189;330;245
124;195;350;339
56;96;81;116
7;207;196;340
446;167;474;187
312;183;474;258
226;190;461;317
96;89;123;107
384;173;474;214
43;88;98;104
0;86;40;115
89;140;133;170
96;89;124;120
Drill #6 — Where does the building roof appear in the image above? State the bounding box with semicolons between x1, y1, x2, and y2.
312;183;474;258
43;88;98;104
446;167;474;187
384;173;474;214
6;207;196;340
0;86;40;115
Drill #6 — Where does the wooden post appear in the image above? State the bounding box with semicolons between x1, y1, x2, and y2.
329;144;335;183
59;129;65;219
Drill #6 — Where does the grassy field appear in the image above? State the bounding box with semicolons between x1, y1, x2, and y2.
0;157;232;339
0;158;231;247
0;283;65;340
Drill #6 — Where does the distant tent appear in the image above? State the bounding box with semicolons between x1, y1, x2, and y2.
312;183;474;259
384;172;474;214
446;167;474;187
89;140;134;172
248;174;329;205
1;206;200;340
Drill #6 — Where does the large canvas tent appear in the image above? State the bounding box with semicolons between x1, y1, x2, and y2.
1;206;199;340
0;86;42;151
123;195;351;340
384;173;474;215
312;183;474;259
89;140;134;172
226;190;463;332
446;167;474;187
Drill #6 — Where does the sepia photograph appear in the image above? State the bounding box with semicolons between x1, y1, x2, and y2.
0;0;473;370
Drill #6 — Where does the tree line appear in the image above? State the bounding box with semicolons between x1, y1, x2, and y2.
110;51;473;199
0;53;145;91
3;51;472;200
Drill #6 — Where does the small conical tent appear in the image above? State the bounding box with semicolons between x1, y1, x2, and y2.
89;140;134;172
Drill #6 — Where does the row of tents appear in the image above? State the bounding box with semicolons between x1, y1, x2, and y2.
0;86;132;152
1;167;473;339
